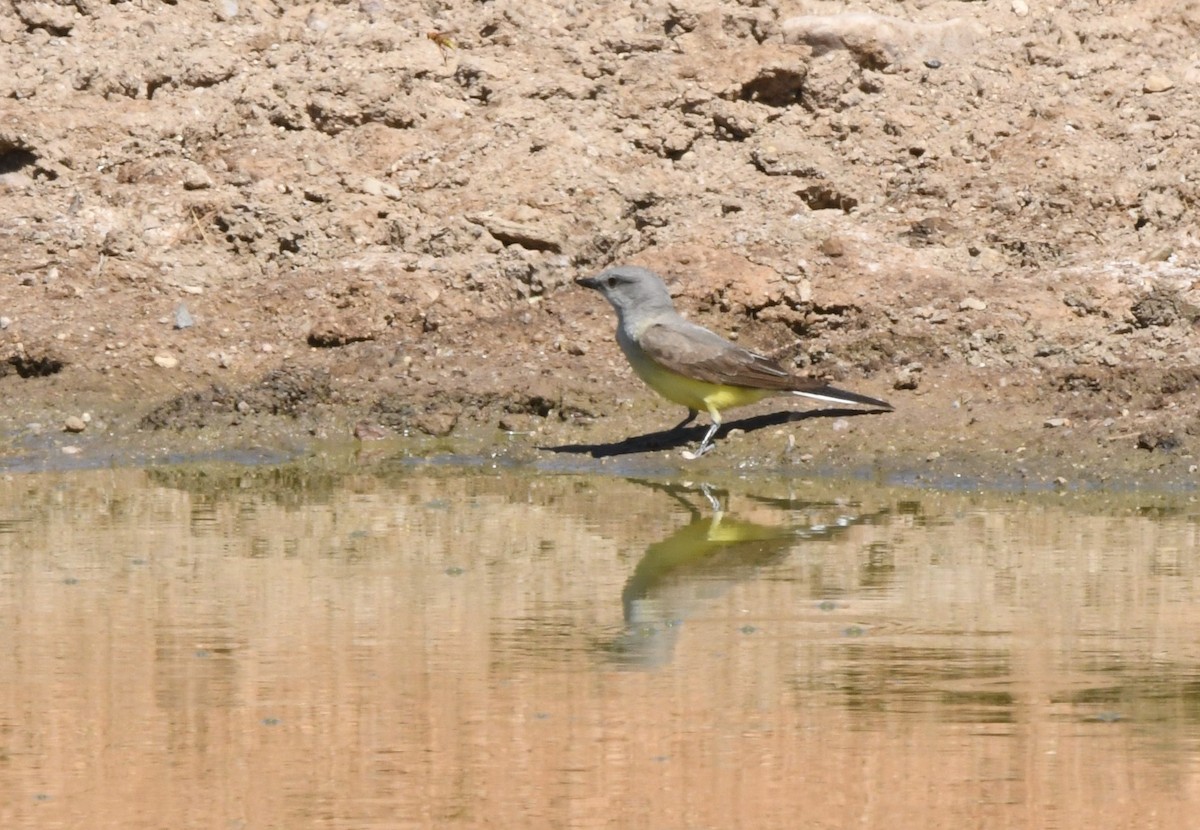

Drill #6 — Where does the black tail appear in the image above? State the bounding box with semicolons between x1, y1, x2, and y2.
790;385;893;410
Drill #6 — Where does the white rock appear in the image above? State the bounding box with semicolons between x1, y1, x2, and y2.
1144;74;1174;94
153;353;179;369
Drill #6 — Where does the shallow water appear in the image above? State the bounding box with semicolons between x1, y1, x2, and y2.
2;464;1200;829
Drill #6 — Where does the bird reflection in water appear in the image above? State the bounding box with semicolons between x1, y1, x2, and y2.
604;481;874;669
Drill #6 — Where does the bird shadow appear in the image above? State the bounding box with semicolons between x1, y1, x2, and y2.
541;407;887;458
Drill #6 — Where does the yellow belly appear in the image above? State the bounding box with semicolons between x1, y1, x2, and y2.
626;352;772;419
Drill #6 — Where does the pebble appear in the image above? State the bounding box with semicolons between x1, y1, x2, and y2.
182;168;213;190
0;316;10;329
959;297;987;311
1044;417;1071;428
818;237;846;258
63;416;86;433
894;365;921;390
61;446;81;455
926;451;941;461
1143;74;1174;94
214;0;239;20
1011;0;1029;16
153;353;179;369
174;303;194;330
353;421;389;440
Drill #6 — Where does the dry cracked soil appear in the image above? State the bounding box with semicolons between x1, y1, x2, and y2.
2;0;1200;488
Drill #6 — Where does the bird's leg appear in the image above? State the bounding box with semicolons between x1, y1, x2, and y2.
682;419;722;459
670;409;699;431
698;483;723;513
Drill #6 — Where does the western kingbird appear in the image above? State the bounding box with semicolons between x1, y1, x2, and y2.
577;265;893;457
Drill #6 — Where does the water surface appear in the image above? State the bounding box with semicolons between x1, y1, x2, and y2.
2;465;1199;828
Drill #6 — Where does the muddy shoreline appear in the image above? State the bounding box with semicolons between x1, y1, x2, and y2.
2;1;1198;489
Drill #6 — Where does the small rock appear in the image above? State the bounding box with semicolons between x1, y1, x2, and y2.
1137;430;1182;452
818;236;847;258
1130;289;1192;328
926;451;941;462
153;353;179;369
63;416;86;433
1143;74;1174;94
894;365;921;390
61;446;82;456
307;317;376;348
182;168;214;191
780;12;978;69
465;211;564;253
353;422;389;440
360;177;403;200
414;408;459;437
1011;0;1029;16
1044;417;1071;428
174;303;195;330
970;247;1007;275
902;216;957;247
217;352;232;369
236;400;252;414
831;418;850;432
214;0;239;21
0;316;10;330
12;0;76;33
959;297;987;311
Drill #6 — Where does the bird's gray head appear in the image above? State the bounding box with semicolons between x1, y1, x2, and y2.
576;265;676;322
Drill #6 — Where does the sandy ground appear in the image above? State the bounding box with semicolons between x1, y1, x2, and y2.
1;0;1199;488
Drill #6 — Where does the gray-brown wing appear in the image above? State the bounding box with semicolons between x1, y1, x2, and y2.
638;321;803;391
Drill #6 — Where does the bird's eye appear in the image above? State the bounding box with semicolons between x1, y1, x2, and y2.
606;277;618;289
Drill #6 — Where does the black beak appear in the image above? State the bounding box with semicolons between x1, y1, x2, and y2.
575;275;599;289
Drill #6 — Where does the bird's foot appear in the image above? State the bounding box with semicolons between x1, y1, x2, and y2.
681;443;714;461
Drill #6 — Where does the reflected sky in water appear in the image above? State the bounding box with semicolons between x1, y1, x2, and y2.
1;466;1200;828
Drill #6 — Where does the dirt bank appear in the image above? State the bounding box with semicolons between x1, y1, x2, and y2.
1;0;1198;487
